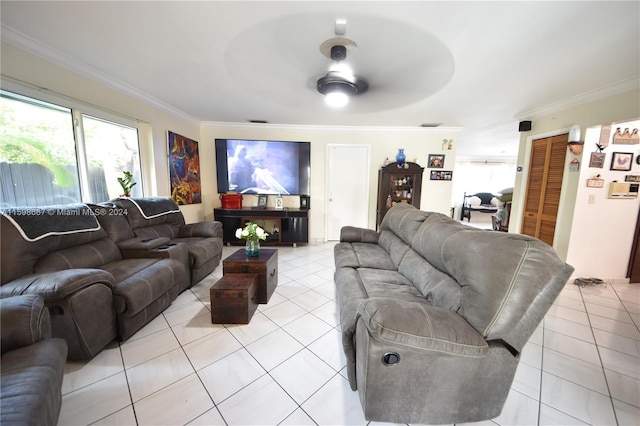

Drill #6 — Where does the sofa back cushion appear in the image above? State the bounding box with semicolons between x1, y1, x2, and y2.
112;197;185;239
34;238;122;272
380;203;429;247
377;230;411;267
397;250;462;311
89;203;135;243
1;210;110;284
412;214;573;352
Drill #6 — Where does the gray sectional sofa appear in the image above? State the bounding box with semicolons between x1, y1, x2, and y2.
334;203;573;424
0;198;222;360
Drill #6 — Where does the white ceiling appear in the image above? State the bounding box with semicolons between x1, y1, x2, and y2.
2;1;639;159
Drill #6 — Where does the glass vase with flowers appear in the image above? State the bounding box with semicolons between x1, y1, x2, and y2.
235;221;268;257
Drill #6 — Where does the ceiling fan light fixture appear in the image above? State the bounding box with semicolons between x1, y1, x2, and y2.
324;91;349;108
328;62;353;79
316;42;368;107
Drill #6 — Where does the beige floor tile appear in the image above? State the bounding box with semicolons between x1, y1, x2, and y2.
120;327;180;369
270;348;337;403
198;348;265;403
59;372;131;425
57;245;638;425
134;373;214;425
126;347;195;402
216;374;298;425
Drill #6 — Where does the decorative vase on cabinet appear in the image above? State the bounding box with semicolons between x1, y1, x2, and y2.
376;161;424;229
396;149;406;168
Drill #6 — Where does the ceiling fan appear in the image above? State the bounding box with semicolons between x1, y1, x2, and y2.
316;22;368;108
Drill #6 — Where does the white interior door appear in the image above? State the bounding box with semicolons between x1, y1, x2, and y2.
326;144;370;240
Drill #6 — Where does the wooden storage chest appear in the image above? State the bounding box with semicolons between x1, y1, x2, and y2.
210;273;258;324
222;249;278;304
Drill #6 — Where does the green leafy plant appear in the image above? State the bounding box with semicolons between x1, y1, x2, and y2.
117;171;137;196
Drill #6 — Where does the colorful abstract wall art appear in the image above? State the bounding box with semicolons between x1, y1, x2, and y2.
168;131;202;204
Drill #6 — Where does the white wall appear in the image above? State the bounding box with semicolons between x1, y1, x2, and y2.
566;119;640;281
201;123;461;241
512;89;640;280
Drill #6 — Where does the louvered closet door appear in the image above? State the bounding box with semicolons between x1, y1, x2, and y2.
522;134;567;245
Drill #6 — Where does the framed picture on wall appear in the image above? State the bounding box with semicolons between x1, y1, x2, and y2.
430;170;453;180
610;152;633;171
589;152;606;168
299;195;310;209
167;131;202;205
428;154;445;168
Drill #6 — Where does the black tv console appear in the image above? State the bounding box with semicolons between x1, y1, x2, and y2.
214;208;308;246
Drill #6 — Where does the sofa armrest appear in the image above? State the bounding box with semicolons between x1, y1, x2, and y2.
117;236;170;251
355;298;488;356
121;242;190;263
0;294;50;354
0;269;115;301
178;221;223;239
118;236;171;258
340;226;379;243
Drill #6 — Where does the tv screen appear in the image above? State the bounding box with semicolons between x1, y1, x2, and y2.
215;139;310;195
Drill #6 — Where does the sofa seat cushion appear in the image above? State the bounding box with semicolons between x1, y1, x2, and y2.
170;237;223;268
335;265;431;368
1;339;67;425
101;258;179;315
356;298;488;357
357;268;425;300
334;242;396;271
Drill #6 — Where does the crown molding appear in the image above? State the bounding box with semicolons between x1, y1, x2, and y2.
201;120;463;134
516;77;640;120
2;25;200;126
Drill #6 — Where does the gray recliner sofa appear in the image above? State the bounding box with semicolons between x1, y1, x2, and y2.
0;203;189;359
334;203;574;424
1;294;67;425
111;197;224;286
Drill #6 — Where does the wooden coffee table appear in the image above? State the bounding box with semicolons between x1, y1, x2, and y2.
222;249;278;304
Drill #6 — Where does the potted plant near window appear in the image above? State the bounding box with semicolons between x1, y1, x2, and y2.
117;171;137;197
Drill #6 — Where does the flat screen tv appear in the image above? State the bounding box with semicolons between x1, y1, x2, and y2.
215;139;311;195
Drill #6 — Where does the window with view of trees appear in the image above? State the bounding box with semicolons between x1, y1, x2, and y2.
0;90;142;207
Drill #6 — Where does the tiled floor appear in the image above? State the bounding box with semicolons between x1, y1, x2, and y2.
58;243;640;426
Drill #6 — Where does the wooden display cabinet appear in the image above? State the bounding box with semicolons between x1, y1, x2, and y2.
376;162;424;229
